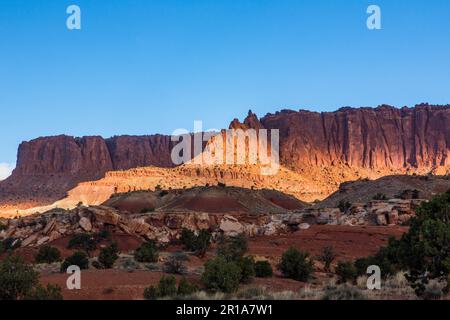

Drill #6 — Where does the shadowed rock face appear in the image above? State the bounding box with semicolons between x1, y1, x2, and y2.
1;104;450;209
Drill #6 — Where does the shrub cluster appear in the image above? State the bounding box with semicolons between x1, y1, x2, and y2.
134;240;159;263
143;276;198;300
60;251;89;272
35;245;61;264
278;247;314;282
180;229;211;257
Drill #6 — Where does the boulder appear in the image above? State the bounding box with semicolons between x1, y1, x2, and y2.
219;217;244;236
79;217;92;232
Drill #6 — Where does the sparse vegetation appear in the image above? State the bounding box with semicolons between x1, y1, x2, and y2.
0;255;39;300
98;243;120;269
217;233;248;262
180;229;211;257
322;284;367;300
134;240;159;263
202;256;242;293
254;261;273;278
67;233;98;255
237;256;255;284
372;193;388;200
317;246;336;272
164;252;189;274
278;248;314;282
0;237;22;254
335;261;358;284
338;200;352;213
60;251;89;272
144;276;198;300
35;245;61;264
24;284;63;300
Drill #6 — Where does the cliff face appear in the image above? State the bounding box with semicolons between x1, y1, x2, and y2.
0;135;176;208
235;104;450;172
1;104;450;209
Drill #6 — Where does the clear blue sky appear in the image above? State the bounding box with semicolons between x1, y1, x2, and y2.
1;0;450;174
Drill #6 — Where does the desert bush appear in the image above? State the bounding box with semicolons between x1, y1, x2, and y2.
317;246;336;272
24;284;63;300
177;278;198;296
217;233;248;262
254;261;273;278
143;276;178;300
335;261;357;284
338;200;352;213
372;193;388;200
97;229;112;241
60;251;89;272
202;256;241;293
0;255;39;300
134;240;159;263
0;222;7;231
237;256;255;284
35;245;61;264
218;182;226;188
278;248;314;282
322;284;367;300
98;243;119;268
0;237;21;254
67;233;98;254
140;208;155;213
180;229;211;257
164;252;188;274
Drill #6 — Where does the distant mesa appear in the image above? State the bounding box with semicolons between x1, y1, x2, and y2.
1;103;450;216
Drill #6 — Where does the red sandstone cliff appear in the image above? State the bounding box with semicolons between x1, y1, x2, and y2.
1;104;450;209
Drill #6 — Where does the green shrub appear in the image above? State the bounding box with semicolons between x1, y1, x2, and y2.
278;248;314;282
335;261;357;284
35;245;61;264
158;276;178;297
254;261;273;278
143;286;159;300
134;241;159;263
67;233;98;254
0;237;21;254
202;256;242;293
24;284;63;300
98;243;119;268
373;193;388;200
177;278;198;296
60;251;89;272
217;233;248;262
317;246;336;272
180;229;211;257
0;255;39;300
338;200;352;213
0;222;7;231
97;229;112;241
237;256;255;283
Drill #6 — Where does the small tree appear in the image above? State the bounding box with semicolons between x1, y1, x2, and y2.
134;241;159;263
0;256;39;300
164;252;189;274
158;276;178;297
67;233;98;255
60;251;89;272
335;261;357;284
278;248;314;282
24;284;63;300
373;193;388;200
338;200;352;213
202;256;242;293
317;246;336;272
98;243;120;269
35;245;61;264
237;256;255;284
177;278;198;296
217;233;248;262
254;261;273;278
180;229;211;257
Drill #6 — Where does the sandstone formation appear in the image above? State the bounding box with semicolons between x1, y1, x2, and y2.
1;104;450;212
